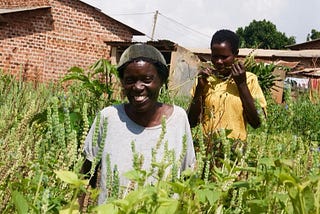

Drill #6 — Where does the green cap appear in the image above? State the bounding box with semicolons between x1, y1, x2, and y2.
117;43;167;69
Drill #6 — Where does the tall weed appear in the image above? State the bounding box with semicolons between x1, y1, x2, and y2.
1;59;320;213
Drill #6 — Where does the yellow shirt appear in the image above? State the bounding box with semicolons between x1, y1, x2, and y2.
194;72;267;140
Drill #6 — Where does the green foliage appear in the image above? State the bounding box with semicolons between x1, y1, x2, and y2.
11;191;29;214
0;69;98;213
236;19;296;49
55;170;88;214
62;59;118;99
61;58;120;114
249;62;278;93
307;29;320;41
1;61;320;214
158;86;191;110
243;54;288;94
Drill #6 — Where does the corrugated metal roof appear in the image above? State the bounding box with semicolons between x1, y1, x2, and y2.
0;6;51;15
288;68;320;77
275;60;300;68
286;38;320;49
188;48;320;58
240;48;320;58
105;40;177;52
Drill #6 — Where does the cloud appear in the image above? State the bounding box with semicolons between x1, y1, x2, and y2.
83;0;320;47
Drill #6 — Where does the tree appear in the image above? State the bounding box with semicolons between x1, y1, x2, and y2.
236;19;296;49
307;29;320;41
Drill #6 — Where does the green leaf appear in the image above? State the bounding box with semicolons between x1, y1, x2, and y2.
247;199;268;213
112;199;130;211
62;73;89;82
59;207;80;214
68;66;85;73
169;181;186;193
156;198;179;214
196;189;221;206
287;186;298;199
258;158;275;167
94;203;119;214
280;159;295;168
232;181;250;188
302;186;315;213
274;193;289;205
59;199;80;213
208;191;221;206
279;172;297;185
124;170;147;181
55;170;78;184
196;189;207;203
12;191;29;214
308;175;320;182
55;170;88;187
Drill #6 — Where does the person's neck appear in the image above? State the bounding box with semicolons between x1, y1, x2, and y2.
125;103;165;127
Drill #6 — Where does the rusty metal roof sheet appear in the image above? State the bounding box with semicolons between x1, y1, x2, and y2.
240;48;320;58
275;60;300;68
286;38;320;49
188;48;320;58
288;68;320;77
105;40;177;52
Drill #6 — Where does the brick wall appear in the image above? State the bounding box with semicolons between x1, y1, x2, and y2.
0;0;134;82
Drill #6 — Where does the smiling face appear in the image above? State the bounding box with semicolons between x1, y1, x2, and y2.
121;60;163;113
211;41;236;77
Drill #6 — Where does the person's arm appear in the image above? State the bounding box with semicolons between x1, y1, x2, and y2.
231;62;261;128
187;68;210;128
188;84;204;128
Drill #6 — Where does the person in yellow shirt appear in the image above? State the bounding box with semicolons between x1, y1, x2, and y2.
188;29;267;141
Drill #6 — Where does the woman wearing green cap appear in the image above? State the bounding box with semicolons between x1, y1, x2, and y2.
80;43;196;206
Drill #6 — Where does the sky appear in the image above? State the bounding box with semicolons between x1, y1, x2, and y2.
82;0;320;49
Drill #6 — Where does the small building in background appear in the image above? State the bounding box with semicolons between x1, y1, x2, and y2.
1;1;319;104
105;40;201;99
0;0;144;82
286;38;320;50
105;40;320;103
189;47;320;103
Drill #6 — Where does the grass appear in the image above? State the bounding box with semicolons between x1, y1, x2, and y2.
0;68;319;213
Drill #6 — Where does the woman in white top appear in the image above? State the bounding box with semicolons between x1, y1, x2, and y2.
80;43;196;205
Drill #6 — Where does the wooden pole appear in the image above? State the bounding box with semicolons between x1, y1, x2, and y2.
151;10;158;41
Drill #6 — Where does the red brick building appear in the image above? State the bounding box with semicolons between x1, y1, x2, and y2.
0;0;144;82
